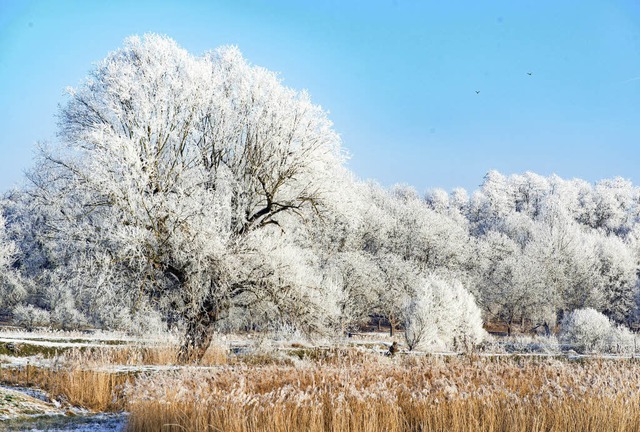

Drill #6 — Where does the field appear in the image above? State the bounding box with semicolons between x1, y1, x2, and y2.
2;329;640;431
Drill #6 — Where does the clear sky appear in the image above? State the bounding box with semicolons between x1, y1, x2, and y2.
1;0;639;193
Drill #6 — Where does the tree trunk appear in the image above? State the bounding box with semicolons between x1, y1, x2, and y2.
168;264;228;364
389;315;396;337
177;295;227;363
543;321;550;337
178;315;216;363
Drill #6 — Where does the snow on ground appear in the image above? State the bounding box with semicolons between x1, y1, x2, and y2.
0;386;52;404
0;413;127;432
0;355;53;369
0;327;177;345
0;338;129;350
0;386;61;421
0;385;127;431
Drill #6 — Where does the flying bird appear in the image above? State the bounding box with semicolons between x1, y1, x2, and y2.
475;90;480;94
527;72;532;76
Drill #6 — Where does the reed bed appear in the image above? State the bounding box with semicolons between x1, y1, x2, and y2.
58;341;228;367
0;340;228;411
4;343;640;431
0;362;130;411
125;353;640;432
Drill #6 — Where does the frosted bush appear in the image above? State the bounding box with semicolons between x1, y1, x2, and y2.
12;304;50;331
560;308;636;354
607;324;636;354
404;275;486;351
270;322;310;347
50;301;87;331
128;307;168;337
501;335;561;354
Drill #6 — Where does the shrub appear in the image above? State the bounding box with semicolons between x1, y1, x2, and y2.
12;304;51;331
500;334;562;354
560;308;636;354
403;275;486;351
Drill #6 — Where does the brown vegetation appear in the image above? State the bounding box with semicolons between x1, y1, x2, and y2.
0;362;129;411
125;352;640;432
4;344;640;431
0;341;228;411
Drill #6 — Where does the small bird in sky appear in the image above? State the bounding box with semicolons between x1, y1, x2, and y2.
475;90;480;94
527;72;532;76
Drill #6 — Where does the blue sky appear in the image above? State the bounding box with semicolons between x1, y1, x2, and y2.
1;0;639;193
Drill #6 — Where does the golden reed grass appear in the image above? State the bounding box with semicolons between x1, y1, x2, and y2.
59;342;228;367
125;352;640;432
0;341;228;411
5;344;640;431
0;362;130;411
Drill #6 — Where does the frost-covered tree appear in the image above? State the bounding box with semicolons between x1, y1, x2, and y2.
473;231;552;334
594;234;638;324
324;251;383;332
319;181;473;336
403;275;485;351
369;183;471;273
0;212;23;316
12;304;51;331
28;34;347;361
11;38;640;348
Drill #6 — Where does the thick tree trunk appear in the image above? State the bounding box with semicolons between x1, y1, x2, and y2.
177;294;228;363
166;264;228;364
177;313;217;363
388;315;396;337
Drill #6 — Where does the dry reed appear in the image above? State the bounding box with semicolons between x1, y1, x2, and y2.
0;339;228;411
125;353;640;432
0;362;130;411
5;342;640;431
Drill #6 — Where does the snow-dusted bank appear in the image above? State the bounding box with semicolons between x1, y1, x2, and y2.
0;385;126;431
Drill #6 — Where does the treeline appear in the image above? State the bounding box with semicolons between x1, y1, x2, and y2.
2;170;638;338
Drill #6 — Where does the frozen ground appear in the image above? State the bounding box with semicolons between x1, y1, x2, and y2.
0;385;126;431
0;413;127;431
0;386;61;421
0;327;175;344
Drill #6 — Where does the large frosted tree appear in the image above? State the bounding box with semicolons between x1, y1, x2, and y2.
29;34;347;360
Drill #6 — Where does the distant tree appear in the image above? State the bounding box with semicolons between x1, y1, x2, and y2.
0;213;24;313
595;234;638;324
325;251;383;333
473;231;545;335
592;177;637;235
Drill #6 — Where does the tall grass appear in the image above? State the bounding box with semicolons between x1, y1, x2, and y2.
5;342;640;431
0;340;228;411
0;362;130;411
125;352;640;432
